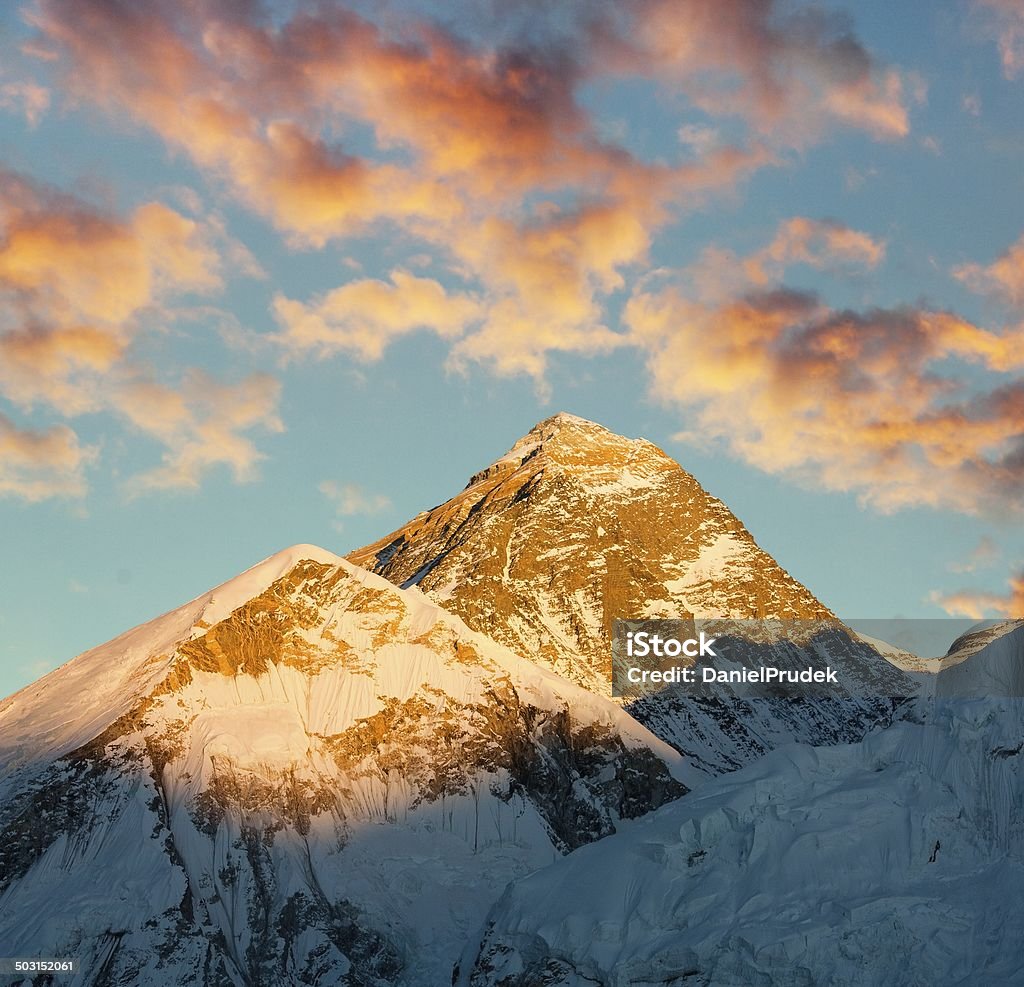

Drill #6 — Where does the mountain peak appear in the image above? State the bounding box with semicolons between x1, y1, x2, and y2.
351;414;832;696
0;543;685;986
511;411;635;451
470;413;666;492
522;411;606;439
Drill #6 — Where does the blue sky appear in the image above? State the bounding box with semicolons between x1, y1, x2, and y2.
1;0;1022;696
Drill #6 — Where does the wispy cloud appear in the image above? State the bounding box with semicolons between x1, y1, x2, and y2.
0;80;49;126
975;0;1024;79
0;413;94;502
955;233;1024;307
320;480;391;532
947;536;1000;574
932;571;1024;618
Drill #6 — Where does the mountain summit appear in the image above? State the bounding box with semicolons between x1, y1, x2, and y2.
350;413;831;697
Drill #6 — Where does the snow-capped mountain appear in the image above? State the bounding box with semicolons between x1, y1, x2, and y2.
351;413;914;780
459;624;1024;987
0;546;685;986
350;413;832;695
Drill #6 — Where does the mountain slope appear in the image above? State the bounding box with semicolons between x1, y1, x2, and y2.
459;626;1024;987
0;547;684;986
350;414;914;779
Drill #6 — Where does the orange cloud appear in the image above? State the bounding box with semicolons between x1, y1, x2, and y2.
626;220;1024;514
0;170;280;499
0;171;220;330
119;372;283;495
955;233;1024;307
273;271;482;361
26;0;914;382
0;413;93;501
933;573;1024;619
744;216;887;286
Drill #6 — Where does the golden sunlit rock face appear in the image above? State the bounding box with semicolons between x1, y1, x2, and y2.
350;412;831;696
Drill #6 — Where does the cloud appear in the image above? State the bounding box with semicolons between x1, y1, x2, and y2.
625;218;1024;515
606;0;919;142
320;480;391;532
0;169;280;499
25;0;917;383
742;216;886;286
955;233;1024;307
677;124;720;156
0;81;50;126
0;413;94;501
975;0;1024;79
947;536;1000;574
0;173;221;331
445;200;659;379
119;372;284;495
932;572;1024;619
274;271;482;361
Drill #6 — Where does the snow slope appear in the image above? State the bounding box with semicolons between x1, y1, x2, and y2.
459;627;1024;986
0;544;344;781
0;547;685;986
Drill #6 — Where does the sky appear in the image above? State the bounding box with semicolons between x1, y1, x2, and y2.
0;0;1022;698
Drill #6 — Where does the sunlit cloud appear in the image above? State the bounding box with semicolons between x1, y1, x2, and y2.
0;413;94;502
320;480;391;532
120;372;283;495
0;80;49;126
932;571;1024;618
274;271;482;361
743;216;887;286
955;233;1024;307
25;0;918;387
607;0;920;143
947;536;1000;574
0;170;280;499
625;218;1024;515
